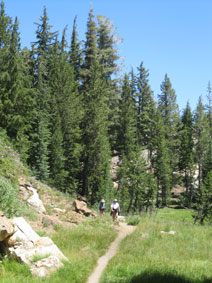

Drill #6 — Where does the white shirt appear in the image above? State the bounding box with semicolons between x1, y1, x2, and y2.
111;202;119;210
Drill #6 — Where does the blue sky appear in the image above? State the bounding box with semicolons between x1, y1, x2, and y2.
4;0;212;111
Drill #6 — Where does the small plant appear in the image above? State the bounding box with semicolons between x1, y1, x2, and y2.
31;253;50;263
53;224;62;232
126;215;141;225
36;230;48;237
0;176;22;218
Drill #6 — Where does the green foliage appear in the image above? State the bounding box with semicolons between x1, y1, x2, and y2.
101;209;212;283
0;129;28;184
118;151;156;213
179;103;195;207
136;62;156;150
0;176;22;217
153;109;171;206
193;96;209;189
158;74;180;186
194;170;212;224
118;74;137;156
126;215;141;225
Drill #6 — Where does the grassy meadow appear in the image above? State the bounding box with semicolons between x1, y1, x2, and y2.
0;216;116;283
1;209;212;283
100;208;212;283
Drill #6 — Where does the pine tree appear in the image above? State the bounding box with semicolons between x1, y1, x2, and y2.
81;9;111;203
97;15;121;151
179;102;194;206
136;62;156;157
206;81;212;128
153;109;171;206
70;16;82;81
29;7;57;181
6;18;35;161
194;170;212;224
0;1;12;130
48;32;82;192
158;74;180;186
81;61;111;203
194;96;209;189
203;83;212;181
117;74;156;212
118;74;137;157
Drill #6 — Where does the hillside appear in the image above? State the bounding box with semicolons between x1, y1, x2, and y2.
0;131;118;281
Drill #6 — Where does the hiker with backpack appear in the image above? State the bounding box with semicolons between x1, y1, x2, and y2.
98;199;106;215
111;199;120;222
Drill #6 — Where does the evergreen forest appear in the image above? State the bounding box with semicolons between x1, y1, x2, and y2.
1;2;212;223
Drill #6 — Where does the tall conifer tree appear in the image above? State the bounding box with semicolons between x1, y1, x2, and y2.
179;102;194;206
29;7;57;181
81;8;111;203
158;74;180;186
136;62;156;158
153;108;171;206
194;96;209;189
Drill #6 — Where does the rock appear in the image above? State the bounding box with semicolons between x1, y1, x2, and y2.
141;233;148;239
171;185;186;198
30;255;63;277
118;215;125;222
77;195;87;203
8;217;68;265
18;177;46;213
160;230;176;235
113;182;119;189
111;156;120;180
53;208;66;214
19;186;31;201
19;177;31;188
91;213;98;218
73;200;92;216
0;211;15;242
11;217;40;243
27;187;46;213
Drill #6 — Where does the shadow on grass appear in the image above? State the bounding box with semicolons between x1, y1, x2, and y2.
130;271;212;283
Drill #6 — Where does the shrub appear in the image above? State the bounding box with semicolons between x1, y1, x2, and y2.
0;176;22;218
126;215;141;226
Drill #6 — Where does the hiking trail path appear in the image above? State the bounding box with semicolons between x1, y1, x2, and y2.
87;222;136;283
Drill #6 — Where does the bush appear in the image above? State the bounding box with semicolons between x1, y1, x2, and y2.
0;176;22;218
126;215;141;226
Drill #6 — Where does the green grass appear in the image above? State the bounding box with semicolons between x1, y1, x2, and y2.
0;130;28;185
126;215;141;226
0;215;116;283
100;208;212;283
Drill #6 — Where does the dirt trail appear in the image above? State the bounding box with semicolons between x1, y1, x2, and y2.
87;222;136;283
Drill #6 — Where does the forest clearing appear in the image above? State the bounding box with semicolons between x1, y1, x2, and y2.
1;0;212;282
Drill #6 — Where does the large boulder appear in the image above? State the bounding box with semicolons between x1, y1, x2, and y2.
30;255;63;277
8;217;68;265
27;186;46;213
18;177;46;213
0;211;15;242
73;200;92;216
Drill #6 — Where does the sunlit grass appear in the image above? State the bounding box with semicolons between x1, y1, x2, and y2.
100;208;212;283
0;215;116;283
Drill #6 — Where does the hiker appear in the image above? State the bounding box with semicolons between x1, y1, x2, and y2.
111;199;120;222
98;199;106;215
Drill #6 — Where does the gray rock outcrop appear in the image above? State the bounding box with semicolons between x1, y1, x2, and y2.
0;211;15;241
0;216;68;277
18;177;46;213
8;217;67;264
